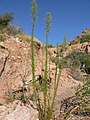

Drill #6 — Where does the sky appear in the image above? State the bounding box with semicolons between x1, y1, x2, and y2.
0;0;90;45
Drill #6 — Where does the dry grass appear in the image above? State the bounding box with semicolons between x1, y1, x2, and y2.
16;34;43;45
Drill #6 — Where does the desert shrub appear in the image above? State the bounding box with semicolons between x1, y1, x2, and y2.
0;34;6;42
62;51;90;80
73;77;90;116
63;51;81;69
0;12;24;36
6;25;24;36
60;77;90;119
45;44;53;48
69;35;90;45
80;35;90;43
57;43;63;47
0;12;13;29
7;78;28;103
69;39;80;45
64;51;90;69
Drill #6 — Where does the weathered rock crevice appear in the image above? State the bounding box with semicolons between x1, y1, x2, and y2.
0;55;8;77
0;45;9;78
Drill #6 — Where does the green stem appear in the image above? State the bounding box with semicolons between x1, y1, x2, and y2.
31;20;42;118
31;20;37;103
43;31;48;120
48;68;61;119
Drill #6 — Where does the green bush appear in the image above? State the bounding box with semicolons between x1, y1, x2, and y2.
57;43;63;47
69;35;90;45
69;39;80;45
45;44;53;48
0;34;6;42
60;77;90;119
62;51;90;80
0;12;13;29
0;12;24;36
63;51;90;69
63;51;81;69
80;35;90;43
75;77;90;116
6;25;24;36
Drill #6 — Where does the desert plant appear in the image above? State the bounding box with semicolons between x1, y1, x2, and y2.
80;35;90;43
60;77;90;119
30;1;64;120
45;43;53;48
0;12;24;36
63;50;81;69
61;50;90;80
7;25;24;36
7;83;15;100
6;77;28;103
0;34;6;42
30;0;39;111
75;77;90;115
42;12;52;120
0;12;13;29
63;50;90;69
69;39;80;45
57;43;63;47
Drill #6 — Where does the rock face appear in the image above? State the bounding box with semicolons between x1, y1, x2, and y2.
0;36;43;104
67;29;90;53
0;100;38;120
72;28;90;41
0;36;41;120
0;32;89;120
0;45;9;78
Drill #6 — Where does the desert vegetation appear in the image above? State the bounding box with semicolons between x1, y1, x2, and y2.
0;12;24;36
69;34;90;45
30;0;63;119
0;0;90;120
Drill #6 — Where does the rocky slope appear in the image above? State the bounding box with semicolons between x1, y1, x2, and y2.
0;30;90;120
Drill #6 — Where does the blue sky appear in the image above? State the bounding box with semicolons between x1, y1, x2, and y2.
0;0;90;45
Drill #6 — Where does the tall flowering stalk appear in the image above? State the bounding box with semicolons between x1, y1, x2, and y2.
31;0;38;105
43;12;52;120
30;1;64;119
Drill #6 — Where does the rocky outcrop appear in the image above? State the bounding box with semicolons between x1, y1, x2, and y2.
0;36;43;104
0;36;42;120
71;28;90;41
0;45;9;78
0;33;87;120
0;100;38;120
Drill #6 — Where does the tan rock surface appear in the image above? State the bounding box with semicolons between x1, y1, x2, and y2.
0;100;38;120
0;34;88;120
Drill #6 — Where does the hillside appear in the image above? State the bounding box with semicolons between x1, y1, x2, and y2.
0;29;90;120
